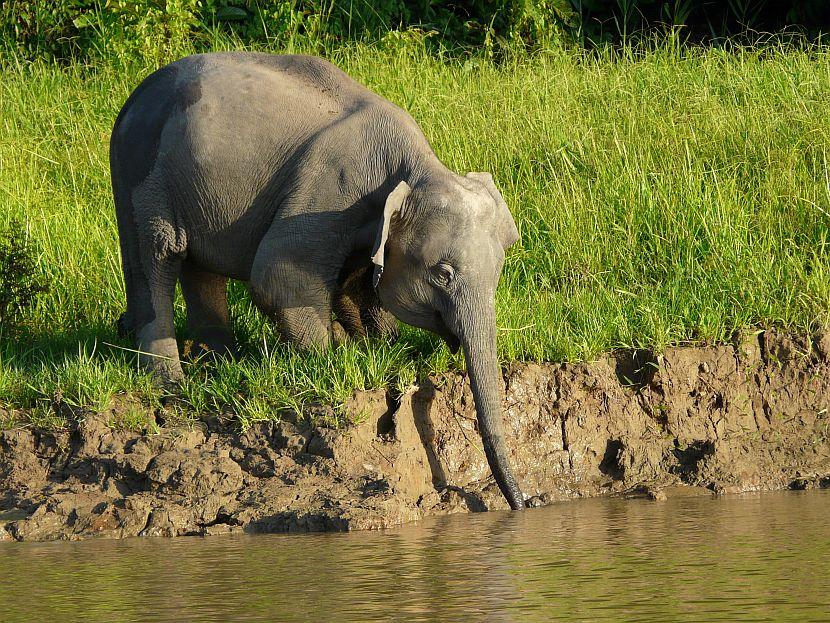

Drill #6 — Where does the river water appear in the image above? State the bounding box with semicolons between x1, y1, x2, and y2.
0;490;828;622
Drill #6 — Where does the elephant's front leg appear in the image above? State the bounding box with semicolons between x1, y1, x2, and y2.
334;262;399;341
250;272;336;349
365;304;399;340
249;230;339;349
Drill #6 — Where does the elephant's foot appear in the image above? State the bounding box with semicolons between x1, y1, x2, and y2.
142;354;183;389
184;327;237;361
138;323;183;386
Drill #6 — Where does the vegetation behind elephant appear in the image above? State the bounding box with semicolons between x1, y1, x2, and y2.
109;52;526;510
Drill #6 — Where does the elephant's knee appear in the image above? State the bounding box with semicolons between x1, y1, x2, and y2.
276;306;332;349
249;257;338;349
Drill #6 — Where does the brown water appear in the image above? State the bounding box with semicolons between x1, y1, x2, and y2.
0;491;828;622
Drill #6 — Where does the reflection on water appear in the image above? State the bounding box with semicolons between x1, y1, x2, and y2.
1;490;828;622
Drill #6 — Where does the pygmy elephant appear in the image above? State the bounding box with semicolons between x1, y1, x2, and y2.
110;52;525;510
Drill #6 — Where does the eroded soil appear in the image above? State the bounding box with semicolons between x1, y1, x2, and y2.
2;329;829;541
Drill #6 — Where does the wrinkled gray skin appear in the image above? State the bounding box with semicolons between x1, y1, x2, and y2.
110;52;525;510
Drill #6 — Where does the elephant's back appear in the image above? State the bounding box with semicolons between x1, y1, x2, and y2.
111;53;374;166
111;52;383;194
110;53;382;278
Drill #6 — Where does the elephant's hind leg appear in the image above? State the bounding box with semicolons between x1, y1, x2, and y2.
131;186;187;383
115;222;154;341
113;165;153;341
180;261;235;358
136;250;184;383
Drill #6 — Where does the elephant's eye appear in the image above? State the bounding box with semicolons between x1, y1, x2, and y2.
430;263;455;288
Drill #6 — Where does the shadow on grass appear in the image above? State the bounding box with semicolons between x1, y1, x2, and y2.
3;320;125;363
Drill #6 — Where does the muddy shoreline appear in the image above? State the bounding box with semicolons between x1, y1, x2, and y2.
2;329;829;542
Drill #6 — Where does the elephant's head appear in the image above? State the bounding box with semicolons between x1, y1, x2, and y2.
371;172;525;510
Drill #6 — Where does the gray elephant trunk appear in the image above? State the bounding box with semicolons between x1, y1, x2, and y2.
457;298;525;511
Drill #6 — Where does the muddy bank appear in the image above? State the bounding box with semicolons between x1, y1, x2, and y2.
2;329;830;541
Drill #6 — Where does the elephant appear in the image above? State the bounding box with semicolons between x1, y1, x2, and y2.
110;52;526;510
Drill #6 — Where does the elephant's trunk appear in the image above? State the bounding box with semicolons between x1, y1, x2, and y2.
457;296;525;511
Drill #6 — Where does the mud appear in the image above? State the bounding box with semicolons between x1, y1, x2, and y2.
2;329;829;541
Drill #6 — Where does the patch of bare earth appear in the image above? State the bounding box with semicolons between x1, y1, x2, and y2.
2;329;829;541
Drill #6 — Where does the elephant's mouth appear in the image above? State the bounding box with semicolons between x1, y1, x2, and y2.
434;312;461;354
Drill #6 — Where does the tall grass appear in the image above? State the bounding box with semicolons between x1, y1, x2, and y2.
1;37;829;426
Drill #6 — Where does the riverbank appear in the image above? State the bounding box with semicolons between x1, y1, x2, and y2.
2;328;828;541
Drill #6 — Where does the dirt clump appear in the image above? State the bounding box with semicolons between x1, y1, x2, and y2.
1;329;829;541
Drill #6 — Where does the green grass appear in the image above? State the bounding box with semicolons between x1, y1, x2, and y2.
1;37;829;428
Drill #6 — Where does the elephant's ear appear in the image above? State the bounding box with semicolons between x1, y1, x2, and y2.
466;172;519;249
371;181;411;288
